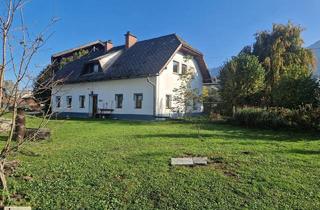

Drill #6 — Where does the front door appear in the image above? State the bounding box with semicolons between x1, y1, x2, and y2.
92;95;98;118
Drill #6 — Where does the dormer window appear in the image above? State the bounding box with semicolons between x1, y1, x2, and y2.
82;62;101;75
93;64;99;73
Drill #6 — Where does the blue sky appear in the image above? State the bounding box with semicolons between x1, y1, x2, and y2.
4;0;320;80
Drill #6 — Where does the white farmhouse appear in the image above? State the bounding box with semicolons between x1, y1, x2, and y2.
51;32;212;120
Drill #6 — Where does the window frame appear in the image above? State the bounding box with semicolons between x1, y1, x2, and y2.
83;63;101;75
192;98;198;111
115;94;123;109
56;96;61;108
181;64;187;75
134;93;143;109
165;94;172;109
79;95;85;108
66;96;72;108
173;60;180;74
190;67;195;79
93;64;99;73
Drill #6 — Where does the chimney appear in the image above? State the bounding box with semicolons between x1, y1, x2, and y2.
105;40;113;51
125;31;137;49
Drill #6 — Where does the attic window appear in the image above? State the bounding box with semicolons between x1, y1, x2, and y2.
93;64;99;72
83;63;101;75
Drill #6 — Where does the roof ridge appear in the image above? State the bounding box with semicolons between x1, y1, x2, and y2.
52;40;105;58
173;34;203;55
134;33;177;43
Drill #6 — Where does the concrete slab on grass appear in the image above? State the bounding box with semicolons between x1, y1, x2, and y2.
171;157;208;166
171;158;193;166
4;207;32;210
193;157;208;165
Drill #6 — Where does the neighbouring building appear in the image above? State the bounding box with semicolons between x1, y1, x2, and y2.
51;32;212;120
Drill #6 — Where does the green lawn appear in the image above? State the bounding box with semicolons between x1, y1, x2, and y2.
4;117;320;209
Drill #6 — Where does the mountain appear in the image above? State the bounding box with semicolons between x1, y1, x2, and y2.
308;41;320;77
209;67;222;77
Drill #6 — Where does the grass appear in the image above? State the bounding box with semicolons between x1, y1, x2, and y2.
2;117;320;209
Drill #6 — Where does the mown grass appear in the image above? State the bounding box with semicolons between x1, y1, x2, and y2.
3;117;320;209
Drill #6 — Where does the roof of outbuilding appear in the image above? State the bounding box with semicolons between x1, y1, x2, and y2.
54;34;211;83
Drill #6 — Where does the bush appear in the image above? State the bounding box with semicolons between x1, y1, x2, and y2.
232;105;320;130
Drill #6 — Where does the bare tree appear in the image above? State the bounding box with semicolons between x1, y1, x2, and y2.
0;0;61;205
0;0;25;108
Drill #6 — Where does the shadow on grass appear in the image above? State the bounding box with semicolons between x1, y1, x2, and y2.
49;118;154;126
48;118;320;142
287;149;320;155
134;126;320;142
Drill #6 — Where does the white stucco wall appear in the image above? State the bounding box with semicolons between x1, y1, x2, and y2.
51;50;204;118
156;51;203;116
52;77;156;116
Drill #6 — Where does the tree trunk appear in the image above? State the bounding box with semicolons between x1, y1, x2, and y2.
0;31;7;109
0;159;8;206
14;108;26;143
232;105;236;117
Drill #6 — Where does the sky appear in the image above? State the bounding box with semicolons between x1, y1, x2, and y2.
3;0;320;81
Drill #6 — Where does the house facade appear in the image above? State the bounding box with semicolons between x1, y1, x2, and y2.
51;32;211;120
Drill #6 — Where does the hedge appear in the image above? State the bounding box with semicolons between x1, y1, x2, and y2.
231;105;320;130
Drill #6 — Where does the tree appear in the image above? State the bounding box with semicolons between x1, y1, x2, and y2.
171;56;201;116
202;85;221;114
0;0;23;108
219;53;265;115
59;49;89;69
272;74;320;108
0;0;60;205
252;22;316;105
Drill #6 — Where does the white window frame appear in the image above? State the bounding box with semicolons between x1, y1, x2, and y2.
115;94;123;109
173;60;179;74
56;96;61;108
79;95;85;108
134;93;143;109
66;96;72;108
165;94;172;109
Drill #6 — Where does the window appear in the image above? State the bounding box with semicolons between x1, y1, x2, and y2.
93;64;99;73
115;94;123;108
79;95;85;108
190;67;195;79
165;95;172;109
134;93;143;109
83;63;100;74
173;61;179;73
56;96;61;108
182;64;187;75
193;98;198;111
66;96;72;108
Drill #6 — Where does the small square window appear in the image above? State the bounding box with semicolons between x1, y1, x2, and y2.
134;93;143;109
166;95;172;109
79;95;85;108
56;96;61;108
115;94;123;109
66;96;72;108
173;61;179;73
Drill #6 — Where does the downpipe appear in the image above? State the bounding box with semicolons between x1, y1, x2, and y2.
147;76;156;117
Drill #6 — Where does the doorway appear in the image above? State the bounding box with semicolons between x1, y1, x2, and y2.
90;94;98;118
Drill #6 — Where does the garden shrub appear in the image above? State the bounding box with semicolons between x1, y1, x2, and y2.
232;105;320;130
